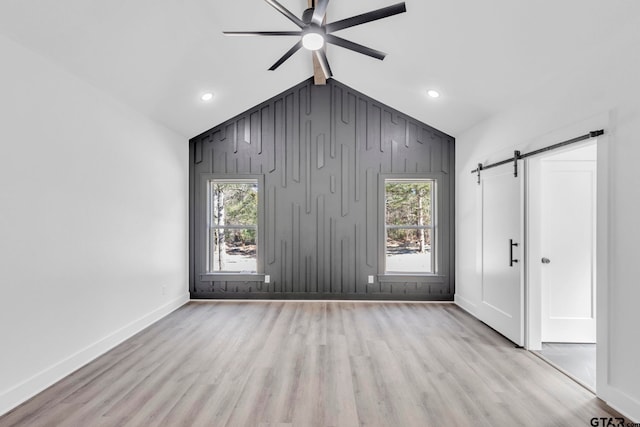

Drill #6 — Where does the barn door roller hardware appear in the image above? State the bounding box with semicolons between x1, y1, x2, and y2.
513;150;521;177
475;163;483;184
471;129;604;184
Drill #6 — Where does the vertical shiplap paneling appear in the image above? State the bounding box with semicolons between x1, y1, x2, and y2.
316;194;325;294
353;223;359;294
194;138;203;164
380;109;390;155
292;203;300;292
280;239;287;293
267;186;276;265
275;98;286;188
391;140;399;173
355;98;366;202
341;144;349;217
396;116;407;147
254;109;263;155
340;236;348;294
442;137;450;175
317;134;325;169
329;85;337;159
231;121;238;154
329;216;336;293
241;116;250;144
190;78;454;300
287;93;300;183
365;168;376;269
262;104;275;172
305;120;312;214
368;104;380;152
432;133;443;173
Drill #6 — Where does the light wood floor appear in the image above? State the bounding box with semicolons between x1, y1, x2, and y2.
0;301;619;427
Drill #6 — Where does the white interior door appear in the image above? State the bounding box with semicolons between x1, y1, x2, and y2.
541;159;596;343
479;162;524;346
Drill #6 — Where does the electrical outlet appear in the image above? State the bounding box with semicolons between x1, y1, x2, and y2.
264;275;271;283
368;275;374;284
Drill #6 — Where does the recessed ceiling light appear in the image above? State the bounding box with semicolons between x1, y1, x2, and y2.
201;92;214;102
427;90;440;98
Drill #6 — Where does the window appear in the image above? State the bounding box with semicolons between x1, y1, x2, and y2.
207;179;258;273
384;179;436;273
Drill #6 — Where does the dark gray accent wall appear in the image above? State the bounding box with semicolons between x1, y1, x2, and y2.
189;78;455;300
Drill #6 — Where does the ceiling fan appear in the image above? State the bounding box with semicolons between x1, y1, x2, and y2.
223;0;407;81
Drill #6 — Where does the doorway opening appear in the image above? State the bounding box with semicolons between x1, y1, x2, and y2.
526;141;597;391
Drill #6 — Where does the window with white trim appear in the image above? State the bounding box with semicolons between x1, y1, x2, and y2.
384;179;436;273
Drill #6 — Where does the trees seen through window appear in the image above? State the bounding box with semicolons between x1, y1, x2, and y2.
385;180;435;273
208;180;258;272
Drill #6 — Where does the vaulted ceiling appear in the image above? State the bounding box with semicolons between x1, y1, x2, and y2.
1;0;638;138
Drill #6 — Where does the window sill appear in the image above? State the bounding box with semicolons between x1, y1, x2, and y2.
377;274;445;283
200;273;266;282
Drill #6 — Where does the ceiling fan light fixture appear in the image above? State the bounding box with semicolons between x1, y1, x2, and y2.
223;1;407;76
302;31;324;51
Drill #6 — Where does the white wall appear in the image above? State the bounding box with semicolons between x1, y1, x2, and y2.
0;35;189;415
455;27;640;421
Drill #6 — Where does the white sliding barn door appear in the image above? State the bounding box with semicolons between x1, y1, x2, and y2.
479;163;524;346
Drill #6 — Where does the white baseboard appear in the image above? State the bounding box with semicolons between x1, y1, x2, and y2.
454;293;478;317
0;293;189;417
601;384;640;423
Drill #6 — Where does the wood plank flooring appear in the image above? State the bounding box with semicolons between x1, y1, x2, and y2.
0;302;620;427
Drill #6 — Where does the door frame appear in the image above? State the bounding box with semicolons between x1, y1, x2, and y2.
524;131;609;395
525;140;598;350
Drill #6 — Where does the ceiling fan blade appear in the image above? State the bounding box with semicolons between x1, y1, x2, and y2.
325;34;386;60
264;0;306;28
325;2;406;33
313;49;333;78
223;31;302;36
311;0;329;25
269;41;304;70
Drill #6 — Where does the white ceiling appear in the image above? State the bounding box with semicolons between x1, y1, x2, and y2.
1;0;639;138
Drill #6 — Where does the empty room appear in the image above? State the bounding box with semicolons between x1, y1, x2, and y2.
1;1;639;426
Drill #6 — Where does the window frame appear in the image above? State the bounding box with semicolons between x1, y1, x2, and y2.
379;173;442;277
197;174;265;281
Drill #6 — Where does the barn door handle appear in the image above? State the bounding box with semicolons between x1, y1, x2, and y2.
509;239;519;267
